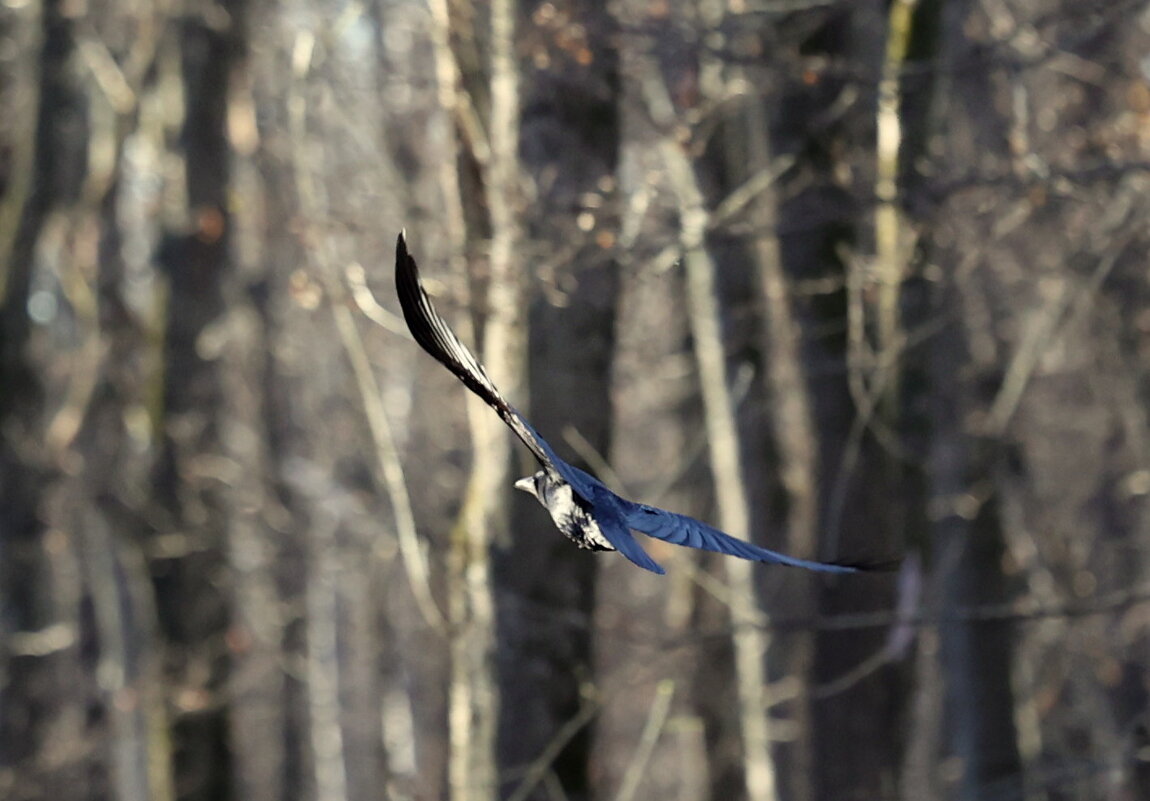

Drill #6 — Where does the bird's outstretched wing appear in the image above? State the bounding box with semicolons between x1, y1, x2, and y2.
396;233;597;494
624;502;859;574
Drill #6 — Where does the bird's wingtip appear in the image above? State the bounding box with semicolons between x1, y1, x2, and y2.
834;556;903;573
631;552;667;576
629;559;666;576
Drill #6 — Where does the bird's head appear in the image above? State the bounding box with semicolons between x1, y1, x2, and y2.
514;471;545;500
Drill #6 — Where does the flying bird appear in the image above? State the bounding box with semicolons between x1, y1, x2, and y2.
396;232;861;576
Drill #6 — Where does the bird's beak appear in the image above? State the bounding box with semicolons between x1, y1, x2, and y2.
513;476;536;497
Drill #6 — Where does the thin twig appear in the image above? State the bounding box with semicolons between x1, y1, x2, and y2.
708;155;797;230
561;425;627;494
344;262;408;335
985;228;1135;436
505;695;600;801
331;301;447;630
614;681;676;801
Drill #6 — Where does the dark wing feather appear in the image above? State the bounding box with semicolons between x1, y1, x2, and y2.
396;234;612;504
395;233;553;467
625;503;858;573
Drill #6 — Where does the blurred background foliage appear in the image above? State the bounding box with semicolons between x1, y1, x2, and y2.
1;0;1149;800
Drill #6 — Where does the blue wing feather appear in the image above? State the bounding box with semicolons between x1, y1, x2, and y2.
625;503;857;574
595;521;667;575
584;486;667;574
494;410;852;575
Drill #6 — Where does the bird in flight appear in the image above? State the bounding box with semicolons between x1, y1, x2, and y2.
396;232;862;576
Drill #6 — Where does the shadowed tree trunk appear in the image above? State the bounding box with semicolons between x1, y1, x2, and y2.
152;9;247;799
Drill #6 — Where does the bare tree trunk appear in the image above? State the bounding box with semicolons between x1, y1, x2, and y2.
683;239;778;801
220;295;289;801
0;2;96;796
925;310;1022;801
448;1;524;798
151;10;248;799
720;97;822;801
631;52;780;801
1;3;234;800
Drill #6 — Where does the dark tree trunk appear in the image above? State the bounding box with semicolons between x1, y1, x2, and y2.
496;3;621;798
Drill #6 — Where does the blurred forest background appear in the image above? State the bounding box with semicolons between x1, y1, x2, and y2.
2;0;1150;800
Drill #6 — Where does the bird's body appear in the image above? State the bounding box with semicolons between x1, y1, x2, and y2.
516;472;613;551
396;233;863;576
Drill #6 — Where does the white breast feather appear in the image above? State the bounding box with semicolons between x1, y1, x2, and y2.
545;482;614;551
